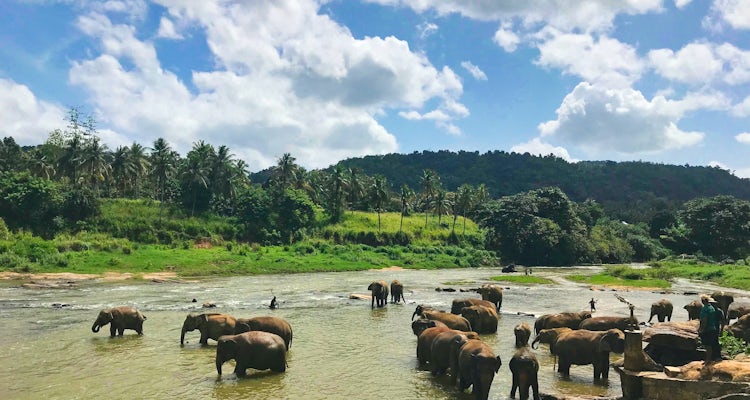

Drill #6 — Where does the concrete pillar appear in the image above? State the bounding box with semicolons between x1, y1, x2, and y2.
624;329;646;371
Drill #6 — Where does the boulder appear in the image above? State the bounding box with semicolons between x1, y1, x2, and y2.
728;314;750;342
643;320;703;366
729;300;750;321
664;358;750;382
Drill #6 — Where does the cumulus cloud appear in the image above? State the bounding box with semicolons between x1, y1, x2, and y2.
648;42;723;84
674;0;694;9
538;82;718;154
707;0;750;30
736;132;750;144
0;78;66;145
156;16;183;39
510;138;576;161
363;0;663;33
535;30;644;87
733;95;750;116
69;1;468;170
494;22;520;52
460;61;487;80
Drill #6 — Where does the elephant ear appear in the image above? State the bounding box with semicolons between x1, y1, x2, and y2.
598;330;622;353
236;322;251;334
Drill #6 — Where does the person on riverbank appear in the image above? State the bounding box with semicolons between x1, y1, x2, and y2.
699;294;722;365
589;298;597;312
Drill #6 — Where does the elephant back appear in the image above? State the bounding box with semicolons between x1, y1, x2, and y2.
235;316;293;350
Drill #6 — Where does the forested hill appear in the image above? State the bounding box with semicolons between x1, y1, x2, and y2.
290;150;750;220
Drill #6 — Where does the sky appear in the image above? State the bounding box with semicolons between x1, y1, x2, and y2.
1;0;749;176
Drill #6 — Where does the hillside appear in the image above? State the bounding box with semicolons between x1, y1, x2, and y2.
249;150;750;221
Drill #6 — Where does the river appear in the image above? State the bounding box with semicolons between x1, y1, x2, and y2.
0;266;737;400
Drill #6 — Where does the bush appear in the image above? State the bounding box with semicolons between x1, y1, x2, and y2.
0;252;34;272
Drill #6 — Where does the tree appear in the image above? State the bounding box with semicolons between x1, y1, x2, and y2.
275;188;316;244
455;184;473;234
0;137;25;172
326;165;348;222
679;196;750;259
399;184;414;232
419;169;439;228
432;189;451;227
79;137;110;194
149;138;178;220
125;142;150;198
271;153;298;191
347;167;364;212
370;175;390;231
179;143;212;216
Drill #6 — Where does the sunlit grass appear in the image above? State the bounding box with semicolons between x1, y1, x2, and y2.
489;275;554;285
567;273;671;288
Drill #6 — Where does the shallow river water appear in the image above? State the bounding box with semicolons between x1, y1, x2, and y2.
0;266;739;400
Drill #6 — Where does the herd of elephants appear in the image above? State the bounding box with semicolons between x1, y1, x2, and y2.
88;278;750;400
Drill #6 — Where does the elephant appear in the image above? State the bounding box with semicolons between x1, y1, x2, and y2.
181;313;236;345
729;300;750;321
514;322;532;348
429;330;473;379
531;327;572;354
648;299;674;323
235;316;293;350
412;304;472;332
728;314;750;342
684;300;702;320
579;316;638;331
456;339;502;400
533;311;591;334
412;317;447;336
91;306;146;336
417;326;480;365
554;328;625;380
368;280;389;308
712;291;735;325
451;298;496;315
215;331;286;376
509;345;540;400
477;284;503;310
390;280;405;304
460;305;499;334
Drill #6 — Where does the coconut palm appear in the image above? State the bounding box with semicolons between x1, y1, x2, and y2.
432;189;451;227
370;175;390;231
28;149;56;180
399;184;414;232
455;184;474;234
419;169;440;228
327;165;348;222
126;142;151;198
79;138;110;194
347;167;364;212
271;153;298;190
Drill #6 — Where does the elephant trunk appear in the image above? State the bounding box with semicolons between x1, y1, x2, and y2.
180;323;188;345
531;336;540;349
216;355;223;375
411;310;418;320
91;322;100;333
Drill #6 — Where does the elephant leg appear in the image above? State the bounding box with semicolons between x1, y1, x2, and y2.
557;358;570;376
109;325;117;337
118;327;125;336
668;314;672;322
510;371;518;397
234;362;247;377
531;373;540;400
200;331;208;345
648;314;654;323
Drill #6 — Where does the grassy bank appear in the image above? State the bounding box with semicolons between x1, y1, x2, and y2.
490;275;554;285
648;259;750;291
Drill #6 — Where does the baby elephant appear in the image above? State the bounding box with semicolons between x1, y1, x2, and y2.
91;306;146;336
216;331;287;377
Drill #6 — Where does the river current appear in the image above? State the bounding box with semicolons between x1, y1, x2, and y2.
0;266;737;400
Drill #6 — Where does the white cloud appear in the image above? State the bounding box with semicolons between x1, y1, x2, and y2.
460;61;487;80
510;138;576;161
156;17;183;39
716;43;750;84
710;0;750;30
0;78;66;145
493;22;520;52
417;21;438;39
709;160;750;179
733;95;750;116
69;2;467;170
539;82;713;154
364;0;663;33
535;30;644;87
736;132;750;144
674;0;694;9
648;42;723;84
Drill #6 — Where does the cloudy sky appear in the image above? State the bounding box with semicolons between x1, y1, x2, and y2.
1;0;749;175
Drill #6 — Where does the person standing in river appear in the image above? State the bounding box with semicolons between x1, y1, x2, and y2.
589;298;597;312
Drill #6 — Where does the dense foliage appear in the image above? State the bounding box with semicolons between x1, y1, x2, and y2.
2;108;750;270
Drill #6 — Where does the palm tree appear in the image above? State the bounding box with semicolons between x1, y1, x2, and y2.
58;134;84;184
328;165;348;222
419;169;439;228
472;184;490;218
271;153;298;190
180;153;210;216
432;189;451;227
456;184;474;234
79;138;110;194
149;138;177;220
28;149;56;180
110;146;129;196
126;142;150;198
211;145;236;201
370;175;390;231
347;167;364;212
399;184;414;232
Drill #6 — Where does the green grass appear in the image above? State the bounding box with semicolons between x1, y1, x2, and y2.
567;273;671;288
649;260;750;291
489;275;554;285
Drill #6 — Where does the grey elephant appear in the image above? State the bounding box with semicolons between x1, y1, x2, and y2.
460;304;498;334
413;304;472;331
729;300;750;320
579;315;637;331
712;291;735;325
684;300;702;320
91;306;146;336
514;322;532;348
728;314;750;342
451;298;496;314
412;317;447;336
555;328;625;380
429;330;473;378
509;345;539;400
534;311;591;333
477;284;503;310
368;280;389;308
531;327;572;354
456;339;502;400
648;299;674;323
181;313;236;345
390;280;405;303
216;331;286;376
235;316;293;350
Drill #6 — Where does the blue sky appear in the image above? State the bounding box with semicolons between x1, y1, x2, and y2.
1;0;749;176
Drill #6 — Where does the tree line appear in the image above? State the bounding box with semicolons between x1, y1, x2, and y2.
1;108;749;265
